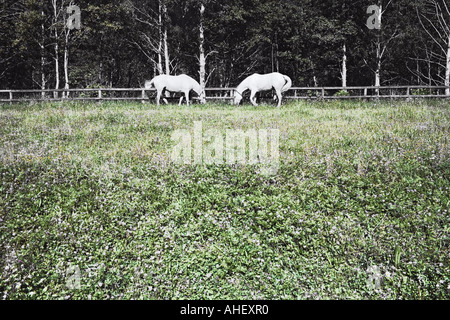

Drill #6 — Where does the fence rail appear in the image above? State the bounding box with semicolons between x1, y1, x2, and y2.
0;85;449;103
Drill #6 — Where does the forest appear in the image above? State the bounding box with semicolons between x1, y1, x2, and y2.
1;0;449;91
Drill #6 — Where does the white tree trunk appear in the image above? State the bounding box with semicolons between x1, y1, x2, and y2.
40;10;46;98
53;0;60;98
163;4;170;75
157;1;163;75
164;29;169;75
199;3;206;90
375;45;381;88
375;64;381;96
55;42;59;98
341;43;347;88
64;31;70;98
375;2;382;95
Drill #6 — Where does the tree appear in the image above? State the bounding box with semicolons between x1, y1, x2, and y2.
129;0;171;76
51;0;62;97
199;2;206;90
319;0;360;87
0;0;444;91
362;0;409;89
62;1;82;97
197;1;217;91
418;0;450;94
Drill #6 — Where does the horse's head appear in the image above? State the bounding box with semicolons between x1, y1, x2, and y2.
193;83;206;104
233;91;243;105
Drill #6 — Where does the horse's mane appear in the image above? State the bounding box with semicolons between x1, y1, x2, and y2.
236;76;252;92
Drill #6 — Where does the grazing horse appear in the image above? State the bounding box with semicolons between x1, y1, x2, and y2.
145;74;206;106
233;72;292;107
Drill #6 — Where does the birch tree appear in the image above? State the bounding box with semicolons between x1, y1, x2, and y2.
196;1;216;94
162;1;170;75
199;2;206;90
51;0;62;98
365;0;402;91
418;0;450;95
341;44;347;87
60;1;82;97
50;0;80;98
130;0;170;76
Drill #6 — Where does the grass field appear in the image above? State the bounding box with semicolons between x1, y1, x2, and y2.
0;99;449;300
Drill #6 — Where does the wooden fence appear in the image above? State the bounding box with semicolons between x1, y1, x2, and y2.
0;85;449;103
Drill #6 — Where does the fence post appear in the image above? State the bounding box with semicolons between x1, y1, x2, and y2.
98;89;102;101
9;91;12;105
406;87;410;98
141;89;148;104
321;88;325;99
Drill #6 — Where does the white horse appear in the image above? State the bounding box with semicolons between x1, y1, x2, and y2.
233;72;292;107
145;74;206;106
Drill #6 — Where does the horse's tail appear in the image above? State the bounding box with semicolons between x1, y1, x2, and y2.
281;75;292;92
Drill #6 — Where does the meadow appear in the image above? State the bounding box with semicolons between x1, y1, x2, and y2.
0;99;448;300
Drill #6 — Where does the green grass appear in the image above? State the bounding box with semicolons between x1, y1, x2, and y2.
0;99;449;300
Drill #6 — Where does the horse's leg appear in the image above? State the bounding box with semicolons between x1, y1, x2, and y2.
275;89;282;108
185;91;190;106
156;90;161;106
178;96;184;106
162;88;169;104
250;90;258;106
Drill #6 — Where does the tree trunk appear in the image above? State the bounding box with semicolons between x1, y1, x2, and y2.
374;2;382;95
55;42;59;98
275;33;279;73
271;34;279;73
427;50;432;86
40;10;46;98
164;29;169;75
374;36;382;95
341;43;347;88
64;30;70;98
271;42;274;73
157;1;163;75
199;3;206;90
445;34;450;96
310;57;318;87
163;3;170;75
375;43;381;88
53;0;60;99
